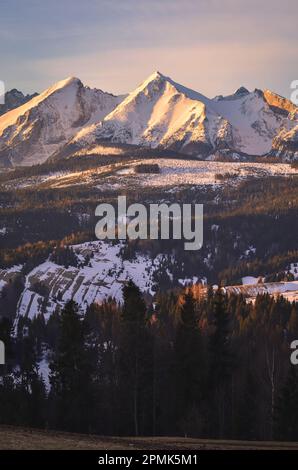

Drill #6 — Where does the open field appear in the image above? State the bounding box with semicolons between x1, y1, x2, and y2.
0;425;298;450
2;159;297;192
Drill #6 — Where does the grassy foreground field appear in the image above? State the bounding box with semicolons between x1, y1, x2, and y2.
0;426;298;450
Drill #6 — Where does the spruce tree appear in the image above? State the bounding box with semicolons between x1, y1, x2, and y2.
15;317;46;427
174;291;205;424
236;369;259;440
288;307;298;338
275;365;298;441
208;288;233;437
0;318;19;425
209;288;232;386
118;280;152;436
49;300;96;432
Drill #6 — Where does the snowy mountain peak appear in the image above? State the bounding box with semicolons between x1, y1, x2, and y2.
126;70;167;97
234;86;250;96
64;71;213;156
0;77;84;137
41;76;82;96
263;89;297;115
0;77;123;167
133;71;207;103
65;72;298;159
0;88;38;116
1;72;297;165
144;70;164;81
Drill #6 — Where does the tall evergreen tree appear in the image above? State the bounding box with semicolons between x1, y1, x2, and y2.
49;300;96;432
15;317;46;427
275;365;298;441
209;288;232;386
208;287;234;437
0;318;19;426
236;369;259;440
118;280;152;436
83;300;120;435
174;291;205;429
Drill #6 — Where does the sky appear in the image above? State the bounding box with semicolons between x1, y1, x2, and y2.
0;0;297;99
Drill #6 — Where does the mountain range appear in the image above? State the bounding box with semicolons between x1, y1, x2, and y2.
0;71;297;167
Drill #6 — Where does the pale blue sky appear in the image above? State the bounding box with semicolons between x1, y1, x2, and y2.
0;0;297;98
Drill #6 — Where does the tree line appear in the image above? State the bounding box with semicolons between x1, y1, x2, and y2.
0;282;298;441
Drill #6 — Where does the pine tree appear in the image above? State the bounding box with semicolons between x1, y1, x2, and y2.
49;300;96;432
46;306;61;349
236;369;259;440
118;280;152;436
208;288;234;438
14;317;46;427
209;288;232;386
150;292;177;435
0;318;19;425
288;306;298;338
275;365;298;441
174;291;205;427
84;300;120;435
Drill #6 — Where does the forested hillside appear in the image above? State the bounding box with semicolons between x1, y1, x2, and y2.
1;283;298;441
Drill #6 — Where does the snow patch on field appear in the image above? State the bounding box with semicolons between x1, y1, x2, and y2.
99;159;298;190
242;276;260;285
4;160;298;192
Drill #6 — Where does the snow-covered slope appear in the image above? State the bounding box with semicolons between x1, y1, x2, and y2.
2;241;183;323
0;77;122;167
263;89;298;160
1;72;297;165
0;241;296;324
270;122;298;161
64;71;298;160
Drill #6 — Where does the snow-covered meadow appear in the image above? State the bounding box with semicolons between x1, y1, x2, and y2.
112;159;298;188
4;158;297;192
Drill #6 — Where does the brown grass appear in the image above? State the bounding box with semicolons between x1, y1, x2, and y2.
0;426;298;450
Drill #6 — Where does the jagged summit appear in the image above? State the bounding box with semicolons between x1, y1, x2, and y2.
133;71;209;103
145;70;164;80
0;77;123;167
0;88;38;117
264;89;297;115
234;86;250;96
132;70;165;92
66;71;213;155
0;72;297;166
216;86;251;102
65;71;296;159
44;76;82;93
0;77;83;134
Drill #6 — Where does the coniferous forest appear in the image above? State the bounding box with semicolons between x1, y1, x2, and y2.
0;158;298;442
1;281;298;441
